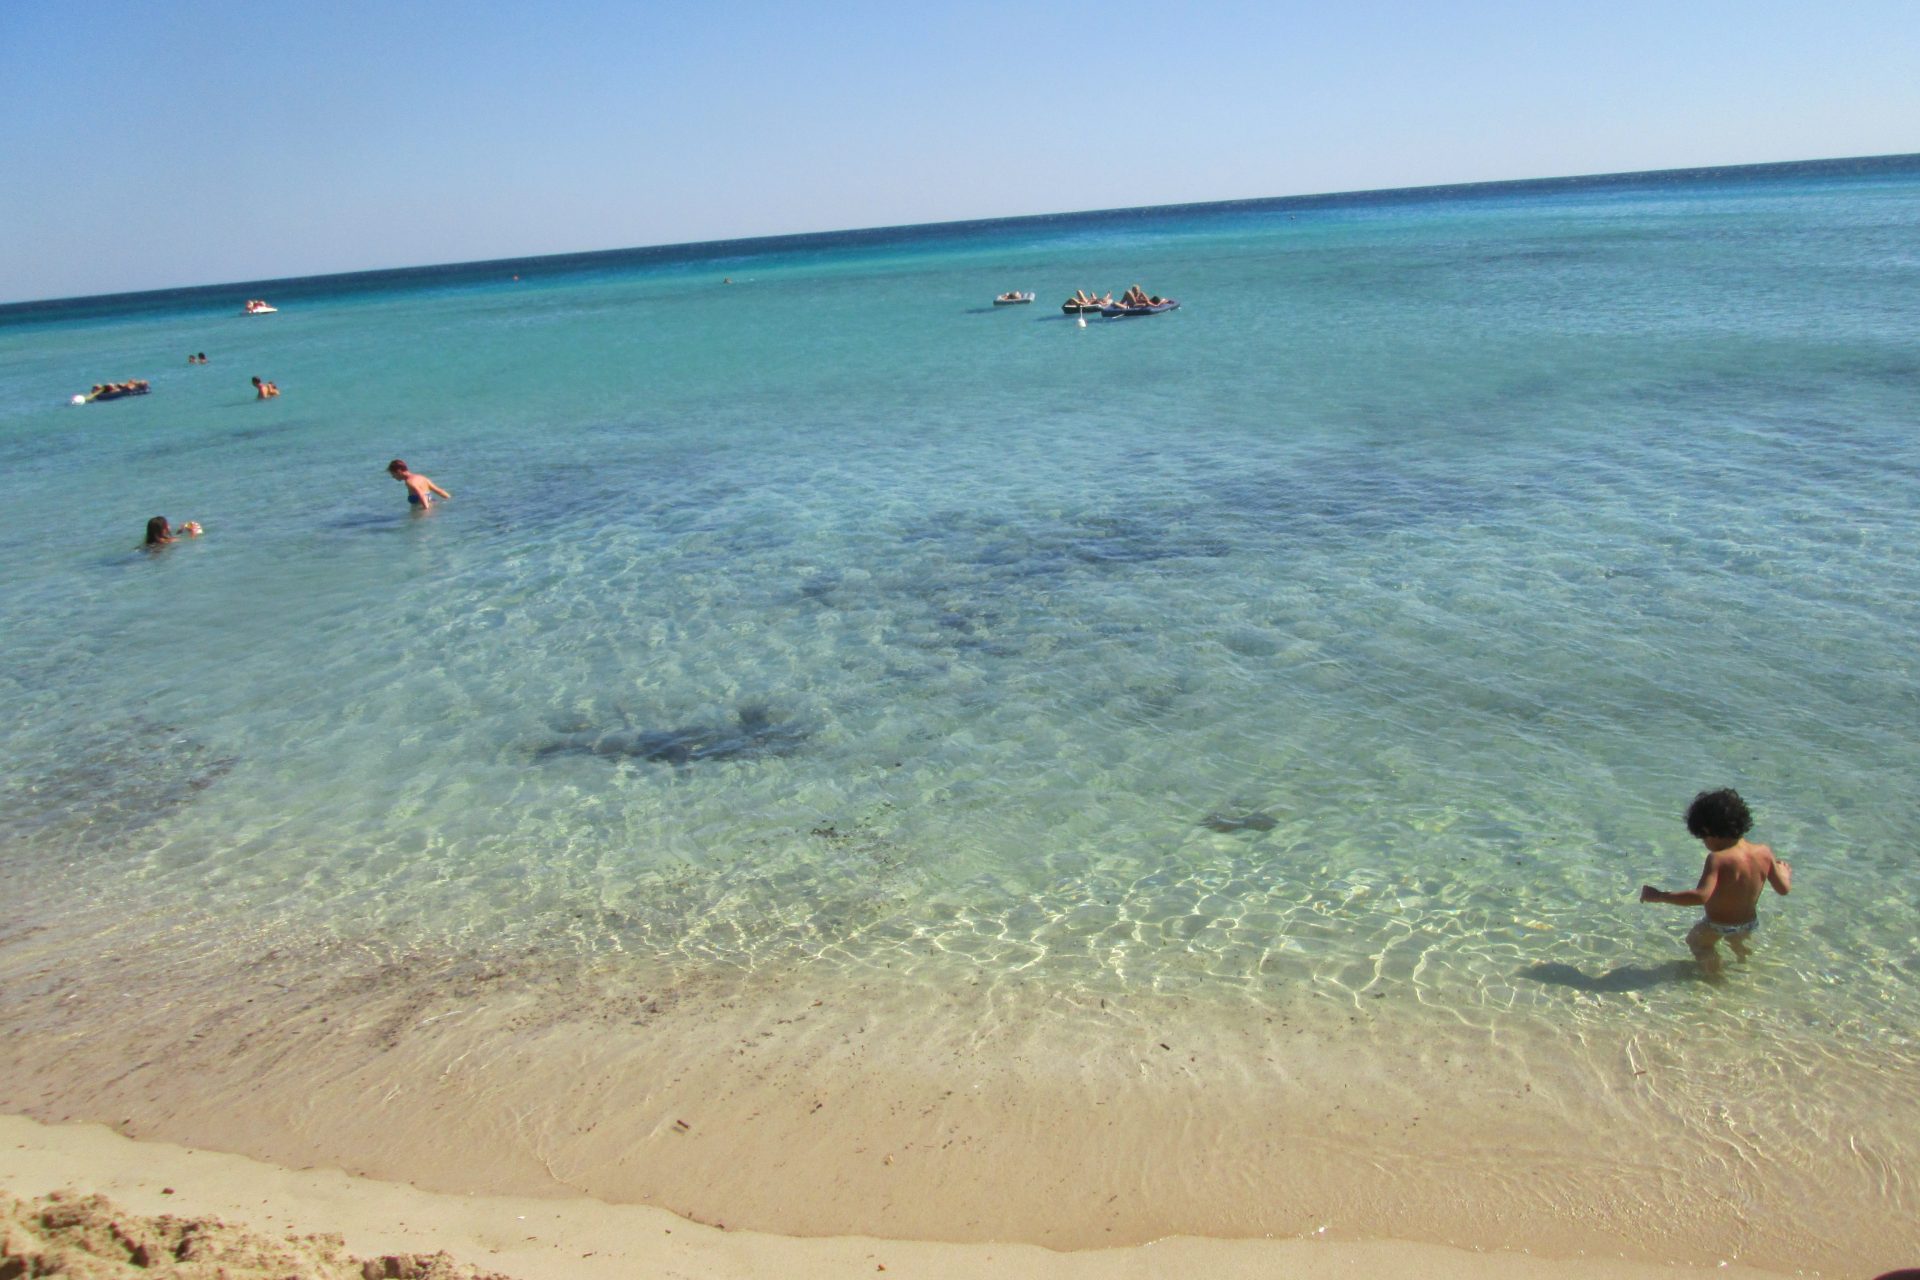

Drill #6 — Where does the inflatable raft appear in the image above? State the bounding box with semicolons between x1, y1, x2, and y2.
1100;300;1180;317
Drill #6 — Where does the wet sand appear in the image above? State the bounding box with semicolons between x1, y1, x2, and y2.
2;1114;1804;1280
2;893;1916;1277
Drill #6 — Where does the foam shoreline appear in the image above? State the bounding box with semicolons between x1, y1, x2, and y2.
2;1113;1802;1280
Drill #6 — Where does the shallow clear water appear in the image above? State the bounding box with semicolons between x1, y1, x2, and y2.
3;159;1919;1256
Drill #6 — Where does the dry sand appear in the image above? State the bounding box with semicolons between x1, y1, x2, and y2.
1;1112;1809;1280
2;1188;509;1280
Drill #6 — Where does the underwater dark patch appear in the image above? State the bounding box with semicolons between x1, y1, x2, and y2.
537;703;810;767
1199;812;1278;833
0;718;236;861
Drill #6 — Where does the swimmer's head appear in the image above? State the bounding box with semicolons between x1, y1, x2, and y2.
387;459;409;478
1685;788;1752;842
145;516;171;546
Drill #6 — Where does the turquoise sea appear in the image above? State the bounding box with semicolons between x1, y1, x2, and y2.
2;156;1917;1267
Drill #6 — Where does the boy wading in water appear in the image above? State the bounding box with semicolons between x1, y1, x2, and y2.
1641;788;1791;976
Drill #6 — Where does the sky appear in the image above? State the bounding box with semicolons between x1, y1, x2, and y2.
2;1;1916;303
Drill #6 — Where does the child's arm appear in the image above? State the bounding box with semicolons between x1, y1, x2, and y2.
1768;855;1791;895
429;481;452;499
1640;856;1719;906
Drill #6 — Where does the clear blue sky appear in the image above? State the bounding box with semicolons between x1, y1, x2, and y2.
3;1;1915;303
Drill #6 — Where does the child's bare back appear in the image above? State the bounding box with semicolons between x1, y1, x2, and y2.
1691;839;1787;925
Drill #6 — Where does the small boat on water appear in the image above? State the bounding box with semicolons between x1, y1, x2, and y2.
993;292;1035;305
1100;300;1181;318
1062;300;1104;314
243;299;277;315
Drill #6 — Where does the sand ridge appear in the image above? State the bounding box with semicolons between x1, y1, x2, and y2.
2;1187;509;1280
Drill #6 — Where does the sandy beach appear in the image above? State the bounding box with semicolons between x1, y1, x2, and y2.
4;1112;1812;1280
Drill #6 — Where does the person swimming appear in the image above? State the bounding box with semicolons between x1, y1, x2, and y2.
142;516;201;548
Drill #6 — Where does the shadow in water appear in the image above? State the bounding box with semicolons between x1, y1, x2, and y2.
1517;960;1702;993
320;510;414;533
536;703;809;768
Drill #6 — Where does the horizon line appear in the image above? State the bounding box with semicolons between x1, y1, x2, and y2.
9;149;1918;314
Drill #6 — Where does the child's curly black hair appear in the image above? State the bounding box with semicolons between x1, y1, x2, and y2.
1685;788;1753;841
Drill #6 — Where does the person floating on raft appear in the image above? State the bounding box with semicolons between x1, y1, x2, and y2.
83;380;151;402
1101;285;1179;316
1062;289;1115;312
